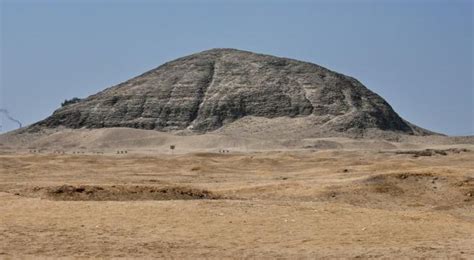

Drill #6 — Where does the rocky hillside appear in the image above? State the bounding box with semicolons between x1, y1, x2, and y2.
33;48;433;136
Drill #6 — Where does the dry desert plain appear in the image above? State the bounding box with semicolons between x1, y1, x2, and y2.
1;133;474;259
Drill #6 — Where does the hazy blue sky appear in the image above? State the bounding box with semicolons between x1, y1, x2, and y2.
1;0;472;135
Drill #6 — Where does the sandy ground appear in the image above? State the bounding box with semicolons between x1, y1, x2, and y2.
1;146;473;259
1;127;473;154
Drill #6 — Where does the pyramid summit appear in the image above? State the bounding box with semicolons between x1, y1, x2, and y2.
34;48;433;137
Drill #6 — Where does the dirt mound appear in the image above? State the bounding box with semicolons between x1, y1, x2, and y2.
15;185;221;201
303;140;343;149
394;148;471;157
323;172;474;210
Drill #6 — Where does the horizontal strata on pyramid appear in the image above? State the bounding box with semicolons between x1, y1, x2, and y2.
34;48;433;136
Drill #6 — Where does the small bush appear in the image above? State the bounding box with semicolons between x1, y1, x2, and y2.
61;97;81;107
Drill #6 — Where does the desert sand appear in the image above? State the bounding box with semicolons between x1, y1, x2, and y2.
1;129;473;258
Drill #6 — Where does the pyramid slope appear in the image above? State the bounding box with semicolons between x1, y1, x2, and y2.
33;48;434;137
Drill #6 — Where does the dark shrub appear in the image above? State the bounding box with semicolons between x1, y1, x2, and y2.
61;97;81;107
